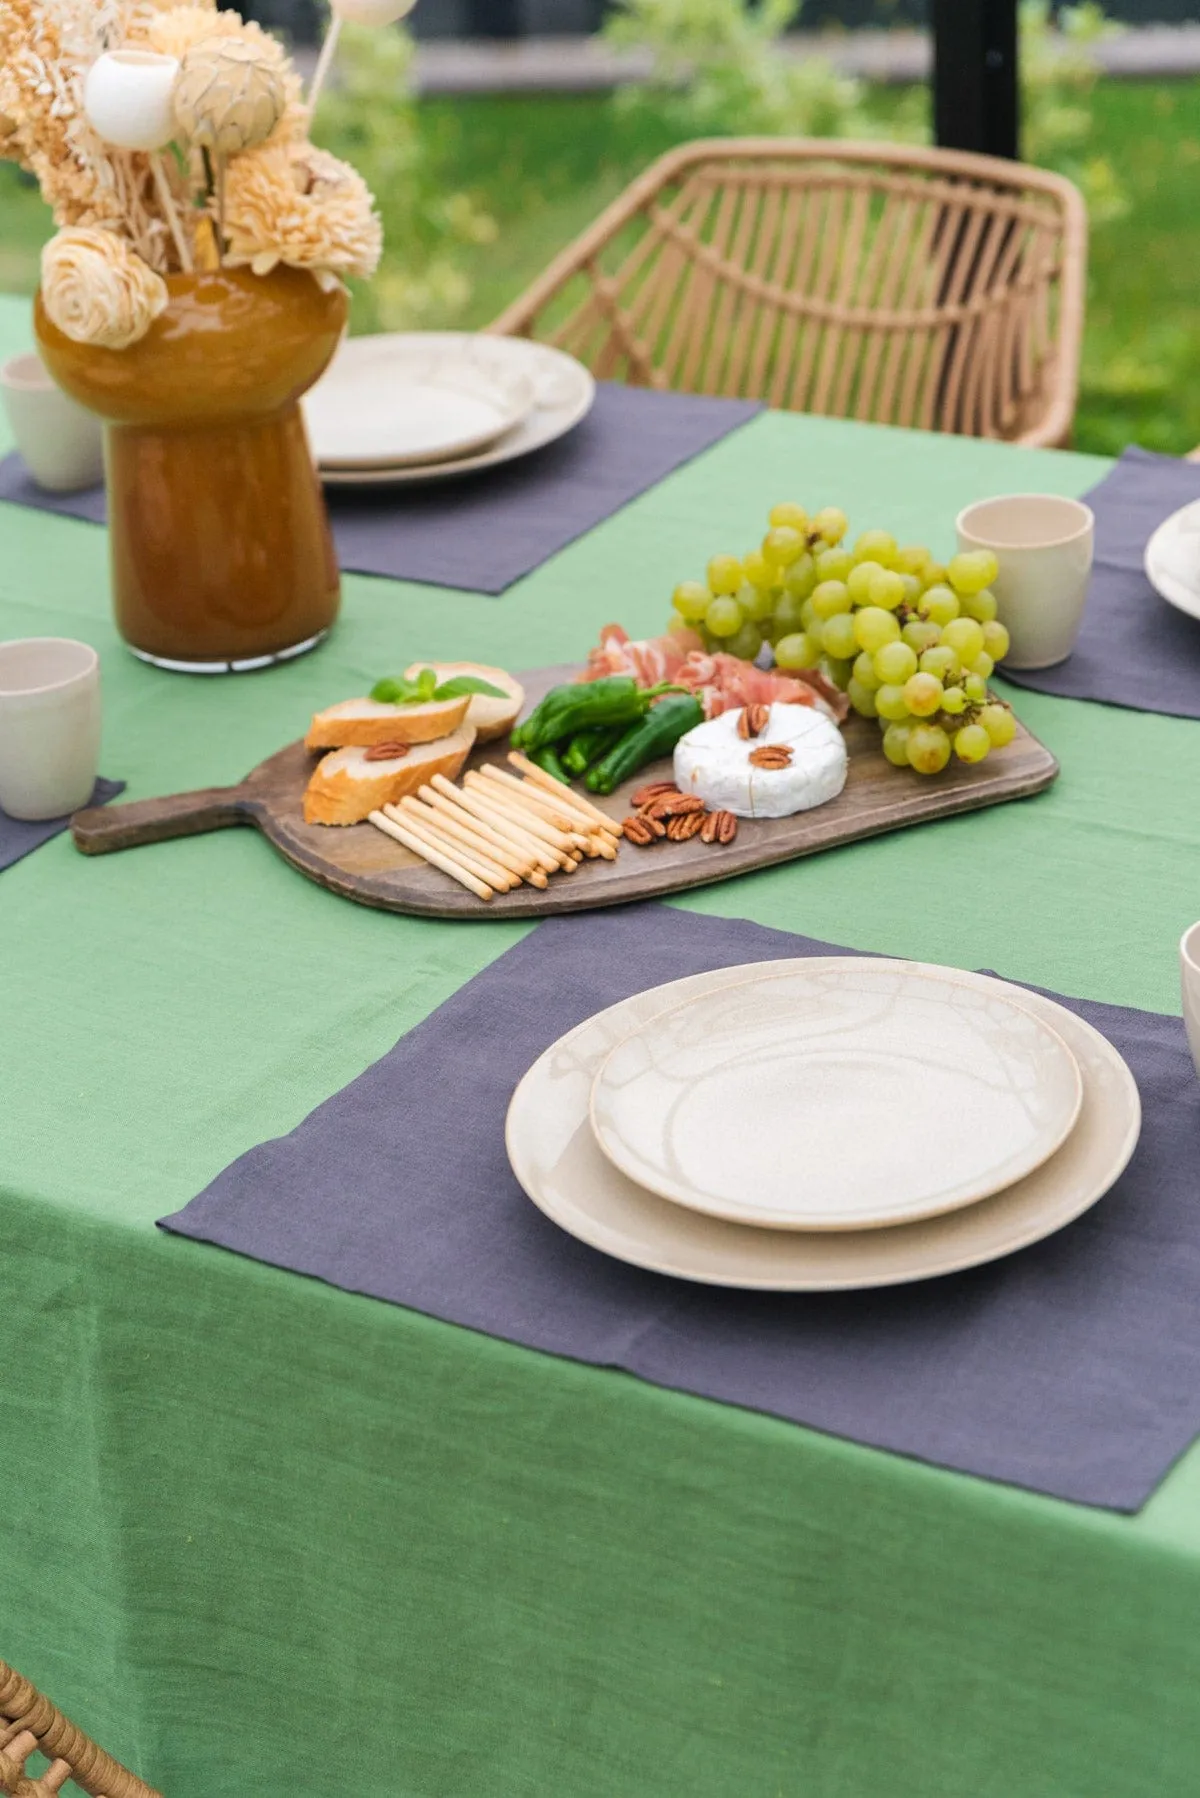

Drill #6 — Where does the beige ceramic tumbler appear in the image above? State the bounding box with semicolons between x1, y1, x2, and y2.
0;351;105;493
0;638;101;820
956;494;1094;670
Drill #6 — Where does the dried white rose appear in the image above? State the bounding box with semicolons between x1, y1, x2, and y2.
41;226;169;349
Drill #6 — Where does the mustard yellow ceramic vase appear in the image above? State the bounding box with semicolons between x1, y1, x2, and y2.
36;266;347;672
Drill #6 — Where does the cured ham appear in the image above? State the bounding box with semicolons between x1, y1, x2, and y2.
581;625;849;724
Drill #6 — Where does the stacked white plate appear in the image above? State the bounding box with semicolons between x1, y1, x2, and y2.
505;959;1142;1290
303;332;596;487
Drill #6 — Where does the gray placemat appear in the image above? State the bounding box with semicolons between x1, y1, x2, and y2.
1003;446;1200;718
0;777;123;872
162;903;1200;1512
0;385;761;595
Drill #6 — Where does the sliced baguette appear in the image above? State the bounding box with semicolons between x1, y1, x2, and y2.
403;661;525;744
304;727;476;826
305;693;470;751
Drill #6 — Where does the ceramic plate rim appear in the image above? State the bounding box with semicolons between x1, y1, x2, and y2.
315;334;595;486
1145;500;1200;624
505;959;1140;1291
588;959;1084;1232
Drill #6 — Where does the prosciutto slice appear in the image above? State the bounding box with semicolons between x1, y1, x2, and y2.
581;625;849;724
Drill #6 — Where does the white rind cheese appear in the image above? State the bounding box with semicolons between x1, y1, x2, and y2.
673;704;848;819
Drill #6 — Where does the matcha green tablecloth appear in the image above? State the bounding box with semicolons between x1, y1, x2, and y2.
4;292;1200;1797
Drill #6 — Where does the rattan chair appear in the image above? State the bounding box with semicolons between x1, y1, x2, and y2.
490;138;1087;448
0;1661;160;1798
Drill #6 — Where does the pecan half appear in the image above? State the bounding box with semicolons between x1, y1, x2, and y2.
363;740;411;762
699;809;738;845
737;704;770;740
646;792;707;819
631;780;679;809
748;744;794;769
666;810;705;841
621;815;656;845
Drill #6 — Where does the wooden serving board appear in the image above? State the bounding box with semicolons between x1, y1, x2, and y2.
71;664;1058;918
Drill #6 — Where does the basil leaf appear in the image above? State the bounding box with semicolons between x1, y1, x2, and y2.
370;676;422;705
433;676;510;701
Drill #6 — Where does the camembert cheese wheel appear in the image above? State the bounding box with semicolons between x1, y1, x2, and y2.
673;705;847;819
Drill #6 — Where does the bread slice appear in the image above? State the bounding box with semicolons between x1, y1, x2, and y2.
403;661;525;744
305;694;470;751
304;726;476;826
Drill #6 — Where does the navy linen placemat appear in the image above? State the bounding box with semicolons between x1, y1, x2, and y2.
1004;446;1200;719
162;904;1200;1511
0;385;761;595
1;777;123;872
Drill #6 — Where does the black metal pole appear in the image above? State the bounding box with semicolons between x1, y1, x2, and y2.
932;0;1019;161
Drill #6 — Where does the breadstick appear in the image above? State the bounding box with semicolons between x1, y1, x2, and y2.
588;833;619;861
464;772;578;853
507;751;622;832
368;810;493;902
416;787;549;888
479;764;585;832
390;801;520;892
430;775;564;873
396;796;527;883
510;768;620;838
387;806;515;894
458;783;576;871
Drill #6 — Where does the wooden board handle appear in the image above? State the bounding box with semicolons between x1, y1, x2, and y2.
72;785;254;855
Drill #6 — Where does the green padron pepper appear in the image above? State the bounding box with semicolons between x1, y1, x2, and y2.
511;676;683;755
529;744;571;785
562;724;626;778
585;694;705;795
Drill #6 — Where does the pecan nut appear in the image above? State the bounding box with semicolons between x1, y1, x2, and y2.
736;704;770;740
646;792;706;819
748;744;793;769
363;740;411;762
700;809;738;845
666;810;705;841
621;815;655;845
631;780;679;809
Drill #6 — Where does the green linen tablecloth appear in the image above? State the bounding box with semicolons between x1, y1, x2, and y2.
3;289;1200;1797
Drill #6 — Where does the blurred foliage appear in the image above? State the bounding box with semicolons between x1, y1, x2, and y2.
1020;1;1129;223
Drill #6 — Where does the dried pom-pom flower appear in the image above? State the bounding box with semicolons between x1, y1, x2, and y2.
173;36;286;157
41;226;169;350
221;139;382;280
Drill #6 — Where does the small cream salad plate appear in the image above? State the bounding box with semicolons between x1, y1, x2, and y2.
590;961;1082;1232
505;961;1140;1291
304;333;536;470
1144;499;1200;625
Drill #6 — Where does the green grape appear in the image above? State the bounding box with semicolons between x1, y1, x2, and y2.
672;580;712;623
982;620;1010;661
707;554;744;596
898;574;922;607
852;650;883;691
919;644;960;681
876;683;912;723
811;506;848;545
738;581;774;623
902;619;942;655
873;640;919;685
961;587;998;623
782;553;817;599
768;502;809;533
811;579;852;621
921;584;960;627
947;549;999;596
706;595;743;637
903;672;944;718
821;612;859;660
954;722;991;764
964;673;988;704
941;685;968;716
770;592;805;635
763;525;806;567
742;548;772;589
774;631;821;671
847;561;885;605
854;606;901;653
799;599;818;631
907;722;952;775
854;529;898;567
822;655;856;689
882;722;913;767
921;561;949;589
968;651;995;680
848;677;879;718
867;568;906;611
727;621;763;662
941;617;986;662
815;547;853;583
894;544;931;577
979;703;1016;747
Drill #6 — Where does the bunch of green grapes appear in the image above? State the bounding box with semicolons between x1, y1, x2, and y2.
667;503;1016;776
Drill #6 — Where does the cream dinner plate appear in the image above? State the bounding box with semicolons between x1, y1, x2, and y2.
304;334;536;469
505;961;1140;1291
311;334;596;485
590;961;1083;1232
1145;499;1200;625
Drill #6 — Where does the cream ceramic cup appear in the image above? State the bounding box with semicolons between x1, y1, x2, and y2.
0;351;105;493
0;637;101;820
1180;922;1200;1080
956;494;1094;670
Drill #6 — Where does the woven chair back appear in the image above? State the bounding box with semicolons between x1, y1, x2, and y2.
0;1661;161;1798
